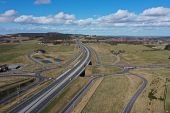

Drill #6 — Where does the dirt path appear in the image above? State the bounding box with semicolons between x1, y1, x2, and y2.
112;55;120;65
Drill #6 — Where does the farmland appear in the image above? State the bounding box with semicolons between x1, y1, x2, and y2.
1;39;170;113
82;75;141;113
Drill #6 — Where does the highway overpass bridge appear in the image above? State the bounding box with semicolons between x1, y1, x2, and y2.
8;41;92;113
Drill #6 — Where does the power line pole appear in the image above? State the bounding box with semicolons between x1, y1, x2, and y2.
17;84;20;103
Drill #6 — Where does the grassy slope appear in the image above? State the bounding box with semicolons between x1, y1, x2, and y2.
87;43;170;113
110;44;170;65
166;85;170;113
88;43;170;65
41;44;78;78
0;41;43;63
0;41;76;74
0;76;29;87
0;41;75;64
0;77;33;91
131;68;170;113
88;43;117;65
131;69;168;113
0;80;51;113
41;77;89;113
142;69;170;112
86;66;121;77
82;76;141;113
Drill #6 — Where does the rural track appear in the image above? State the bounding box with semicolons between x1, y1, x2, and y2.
121;63;170;113
59;47;122;113
59;67;131;113
122;73;148;113
60;46;170;113
60;76;98;113
61;67;146;113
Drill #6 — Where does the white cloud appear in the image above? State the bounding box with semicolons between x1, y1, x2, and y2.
136;7;170;26
75;18;94;26
141;7;170;16
14;12;75;24
0;9;17;22
92;7;170;27
96;10;136;25
2;10;16;16
1;7;170;28
34;0;51;5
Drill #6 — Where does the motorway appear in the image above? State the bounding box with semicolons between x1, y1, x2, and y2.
5;42;170;113
8;41;91;113
0;41;83;105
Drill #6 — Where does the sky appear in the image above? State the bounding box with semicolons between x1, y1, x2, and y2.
0;0;170;36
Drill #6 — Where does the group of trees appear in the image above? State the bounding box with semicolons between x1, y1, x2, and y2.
164;44;170;50
164;44;170;59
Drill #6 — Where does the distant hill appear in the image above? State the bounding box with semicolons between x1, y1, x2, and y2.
12;32;69;37
10;32;72;40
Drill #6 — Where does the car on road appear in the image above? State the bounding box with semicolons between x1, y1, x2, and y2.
124;67;135;69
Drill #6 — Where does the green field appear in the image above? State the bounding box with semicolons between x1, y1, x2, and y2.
166;85;170;113
0;40;75;64
1;42;170;113
89;43;170;65
88;43;117;65
86;66;121;77
82;76;130;113
110;44;170;65
0;40;77;74
131;68;169;113
0;41;42;63
135;68;170;78
84;43;170;113
0;40;77;112
131;67;170;112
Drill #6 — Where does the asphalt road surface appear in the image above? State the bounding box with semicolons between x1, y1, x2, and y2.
59;47;170;113
6;42;170;113
8;41;91;113
122;73;148;113
60;77;98;113
0;41;82;105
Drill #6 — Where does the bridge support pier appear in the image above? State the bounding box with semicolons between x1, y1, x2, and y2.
89;61;92;65
79;70;85;77
79;61;92;77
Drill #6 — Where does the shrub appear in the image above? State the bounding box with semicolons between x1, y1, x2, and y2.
164;44;170;50
148;89;157;101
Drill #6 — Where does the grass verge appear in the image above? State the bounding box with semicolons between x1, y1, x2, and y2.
82;76;129;113
41;77;89;113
